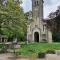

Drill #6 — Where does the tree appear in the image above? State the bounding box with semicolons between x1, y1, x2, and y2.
0;0;27;41
47;6;60;42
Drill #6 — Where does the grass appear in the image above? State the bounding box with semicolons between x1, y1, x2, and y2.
9;42;60;58
17;43;60;57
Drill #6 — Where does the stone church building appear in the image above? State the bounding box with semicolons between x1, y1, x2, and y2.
27;0;52;43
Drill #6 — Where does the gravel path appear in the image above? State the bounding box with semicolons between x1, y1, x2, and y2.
0;53;13;60
0;53;45;60
46;54;60;60
0;53;60;60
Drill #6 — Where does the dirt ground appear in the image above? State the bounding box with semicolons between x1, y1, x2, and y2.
0;53;13;60
0;53;60;60
0;53;45;60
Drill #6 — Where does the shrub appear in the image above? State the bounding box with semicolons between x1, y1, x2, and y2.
0;48;7;54
46;50;55;54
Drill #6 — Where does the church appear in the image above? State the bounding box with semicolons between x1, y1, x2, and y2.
27;0;52;43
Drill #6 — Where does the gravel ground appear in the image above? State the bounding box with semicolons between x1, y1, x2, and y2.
0;53;45;60
0;53;13;60
0;53;60;60
46;54;60;60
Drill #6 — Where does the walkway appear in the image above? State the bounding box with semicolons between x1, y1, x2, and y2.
0;53;60;60
0;53;45;60
0;53;13;60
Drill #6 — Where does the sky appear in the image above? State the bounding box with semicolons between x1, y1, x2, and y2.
21;0;60;18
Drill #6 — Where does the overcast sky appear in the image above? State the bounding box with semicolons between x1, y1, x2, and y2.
21;0;60;18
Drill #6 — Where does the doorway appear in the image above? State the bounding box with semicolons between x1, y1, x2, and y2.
34;32;39;42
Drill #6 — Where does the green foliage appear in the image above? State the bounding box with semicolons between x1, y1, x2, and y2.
0;44;4;48
0;0;27;40
53;32;60;42
48;6;60;42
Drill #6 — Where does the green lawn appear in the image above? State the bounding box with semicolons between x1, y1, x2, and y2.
18;43;60;57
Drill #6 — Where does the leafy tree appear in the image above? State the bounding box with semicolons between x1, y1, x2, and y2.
47;6;60;42
0;0;27;41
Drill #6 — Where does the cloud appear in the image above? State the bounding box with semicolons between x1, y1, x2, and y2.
22;0;60;18
21;0;32;12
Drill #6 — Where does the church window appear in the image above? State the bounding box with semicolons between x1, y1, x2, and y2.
42;34;46;42
43;25;45;32
35;25;37;27
35;1;39;6
37;1;39;5
43;25;44;31
35;1;36;6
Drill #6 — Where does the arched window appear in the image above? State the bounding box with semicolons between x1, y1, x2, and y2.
35;1;39;6
43;25;45;31
43;25;46;32
37;1;39;5
35;1;36;6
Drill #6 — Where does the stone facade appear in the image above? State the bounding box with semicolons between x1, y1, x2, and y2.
27;0;52;43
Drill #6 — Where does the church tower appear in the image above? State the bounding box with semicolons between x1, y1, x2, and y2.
27;0;52;43
32;0;43;20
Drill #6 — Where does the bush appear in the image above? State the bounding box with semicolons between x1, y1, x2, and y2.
46;50;55;54
0;48;7;54
38;52;46;58
53;32;60;42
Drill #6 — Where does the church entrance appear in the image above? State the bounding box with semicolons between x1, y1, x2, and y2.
34;32;39;42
